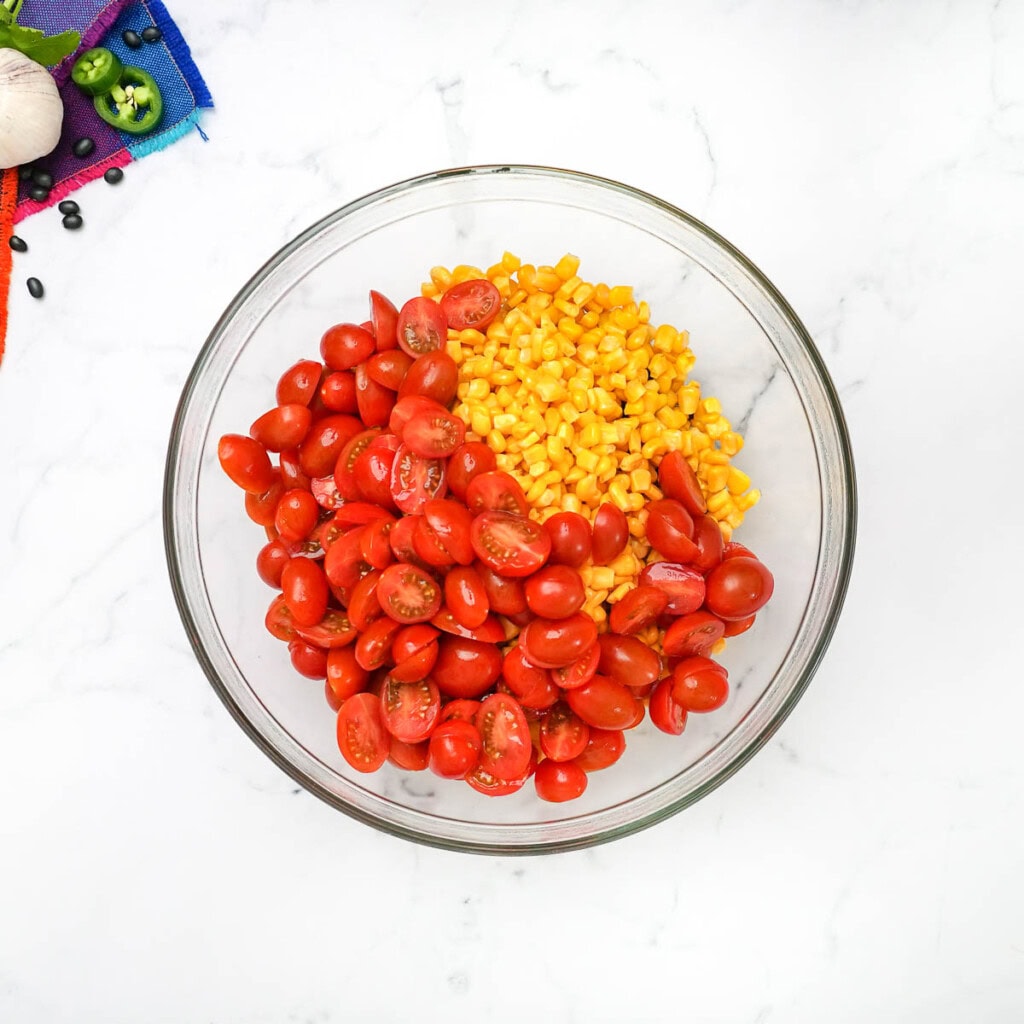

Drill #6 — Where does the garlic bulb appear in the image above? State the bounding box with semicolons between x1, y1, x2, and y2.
0;47;64;170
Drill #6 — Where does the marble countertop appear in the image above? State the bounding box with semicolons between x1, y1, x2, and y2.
2;1;1023;1021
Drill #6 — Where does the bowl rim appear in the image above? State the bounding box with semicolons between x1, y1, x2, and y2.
163;163;858;855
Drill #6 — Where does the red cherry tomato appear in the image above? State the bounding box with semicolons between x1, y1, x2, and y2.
444;565;490;629
475;562;527;616
597;633;662;689
354;616;402;672
354;364;396;428
671;656;729;712
542;512;592;568
503;644;553;701
704;558;775;620
388;736;430;771
218;434;276;494
388;394;448;438
245;475;284;527
440;279;502;330
310;475;343;511
370;290;400;351
293;608;357;649
360;518;394;570
281;557;329;627
429;720;483;779
333;501;394;527
723;541;757;560
403;408;466;459
390;623;439;674
465;759;532;797
250;404;313;452
321;322;376;371
574;727;626;772
276;359;322;407
336;691;389;773
591;503;629;565
649;678;688;735
549;642;600;691
256;540;290;587
380;675;441;743
723;613;756;637
397;296;447;358
692;513;725;575
476;693;532;781
524;565;586;619
327;646;369;703
440;698;482;723
398;350;459;405
390;443;447;515
446;442;498;501
465;471;529;516
388;514;420;563
346;570;383;631
352;445;397;509
432;636;503;699
645;499;699;563
662;610;726;658
298;414;363;479
366;350;413;391
265;594;297;641
534;759;587;802
470;510;551;578
519;612;598;669
423;499;475;565
377;562;442;624
289;640;328;679
274;488;319;543
608;585;669;635
319;370;358;414
334;428;380;501
411;518;454;569
638;561;706;616
324;527;369;589
539;702;590;762
278;448;311;492
566;675;642;730
658;450;707;515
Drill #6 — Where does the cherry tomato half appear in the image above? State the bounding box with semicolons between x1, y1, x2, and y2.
608;585;669;635
662;610;726;658
519;612;598;669
444;565;490;629
704;558;775;620
281;557;329;628
566;675;642;731
276;359;322;407
471;510;551;578
524;565;586;619
424;499;475;565
534;759;587;802
539;703;590;762
354;364;397;428
218;434;276;494
476;693;531;782
388;736;430;771
649;678;688;735
366;350;414;391
319;370;359;414
465;471;529;516
398;350;459;406
327;646;370;703
397;296;447;358
432;636;503;699
289;640;328;679
591;503;629;565
380;675;441;743
429;720;483;779
670;656;729;712
447;442;498;502
250;404;313;452
637;561;706;617
574;727;626;772
369;290;400;351
440;279;502;330
542;512;592;568
299;415;363;479
403;408;467;459
336;691;389;773
597;633;662;689
645;499;699;563
321;322;376;371
377;562;442;624
657;450;707;515
390;444;447;515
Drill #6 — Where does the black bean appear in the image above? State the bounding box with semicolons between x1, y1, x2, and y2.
104;167;124;185
31;169;53;189
122;29;142;48
18;166;34;182
27;278;44;299
29;185;50;202
9;236;28;253
73;137;96;159
141;26;162;42
58;200;80;216
62;214;84;231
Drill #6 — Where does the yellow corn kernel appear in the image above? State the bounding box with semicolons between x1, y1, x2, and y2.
608;285;633;306
608;583;633;604
430;266;453;290
564;466;586;484
629;468;652;492
737;488;761;511
466;378;490;401
608;479;630;511
486;429;507;453
710;638;727;656
707;490;733;514
560;493;583;514
501;251;521;272
705;465;730;493
727;467;751;495
574;447;600;473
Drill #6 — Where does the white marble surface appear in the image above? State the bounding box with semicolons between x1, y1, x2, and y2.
2;1;1023;1020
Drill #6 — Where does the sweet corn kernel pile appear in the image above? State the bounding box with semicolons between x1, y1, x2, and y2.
422;253;760;628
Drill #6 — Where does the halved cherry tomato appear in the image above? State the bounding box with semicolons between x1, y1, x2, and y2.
608;585;669;635
574;727;626;772
281;557;329;627
319;371;359;414
336;691;389;773
429;720;483;779
390;444;447;514
275;488;319;543
423;499;474;565
377;562;442;624
412;519;455;569
549;642;600;690
354;364;396;428
397;296;447;358
256;539;290;587
298;414;363;479
347;570;384;631
354;616;402;672
704;558;775;620
317;514;352;552
534;759;587;802
649;678;688;735
358;518;394;570
502;645;555;707
658;450;707;516
440;279;502;330
388;395;448;438
443;566;489;629
597;633;662;689
245;475;284;527
723;541;757;560
390;623;439;678
440;698;482;723
250;404;313;452
524;565;586;619
645;499;699;563
465;471;529;516
541;512;592;568
276;359;322;407
388;514;421;564
591;503;629;565
539;702;590;762
388;736;430;771
465;759;532;796
380;675;441;743
432;636;503;699
352;444;397;509
475;563;527;616
370;290;400;351
398;350;459;405
638;561;706;616
278;448;311;492
265;594;296;641
293;608;357;649
321;322;376;371
324;527;369;589
446;442;498;501
289;640;328;679
566;675;641;730
663;610;726;658
471;510;551;578
671;656;729;712
476;693;531;781
723;613;756;637
327;646;369;703
333;501;394;527
366;350;414;391
403;409;466;459
310;475;343;511
218;434;276;494
692;513;725;574
519;612;598;669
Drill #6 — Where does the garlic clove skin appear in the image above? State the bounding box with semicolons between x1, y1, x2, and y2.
0;47;65;170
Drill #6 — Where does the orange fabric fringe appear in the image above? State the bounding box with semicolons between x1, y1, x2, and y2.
0;167;18;368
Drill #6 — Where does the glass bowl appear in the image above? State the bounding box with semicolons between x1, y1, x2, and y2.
164;165;856;854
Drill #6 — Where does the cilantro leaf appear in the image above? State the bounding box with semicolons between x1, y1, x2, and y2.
0;19;80;66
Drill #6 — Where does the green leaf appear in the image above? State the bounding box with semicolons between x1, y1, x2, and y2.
0;22;80;66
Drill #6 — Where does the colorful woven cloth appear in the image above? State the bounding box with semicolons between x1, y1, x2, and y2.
0;0;212;362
